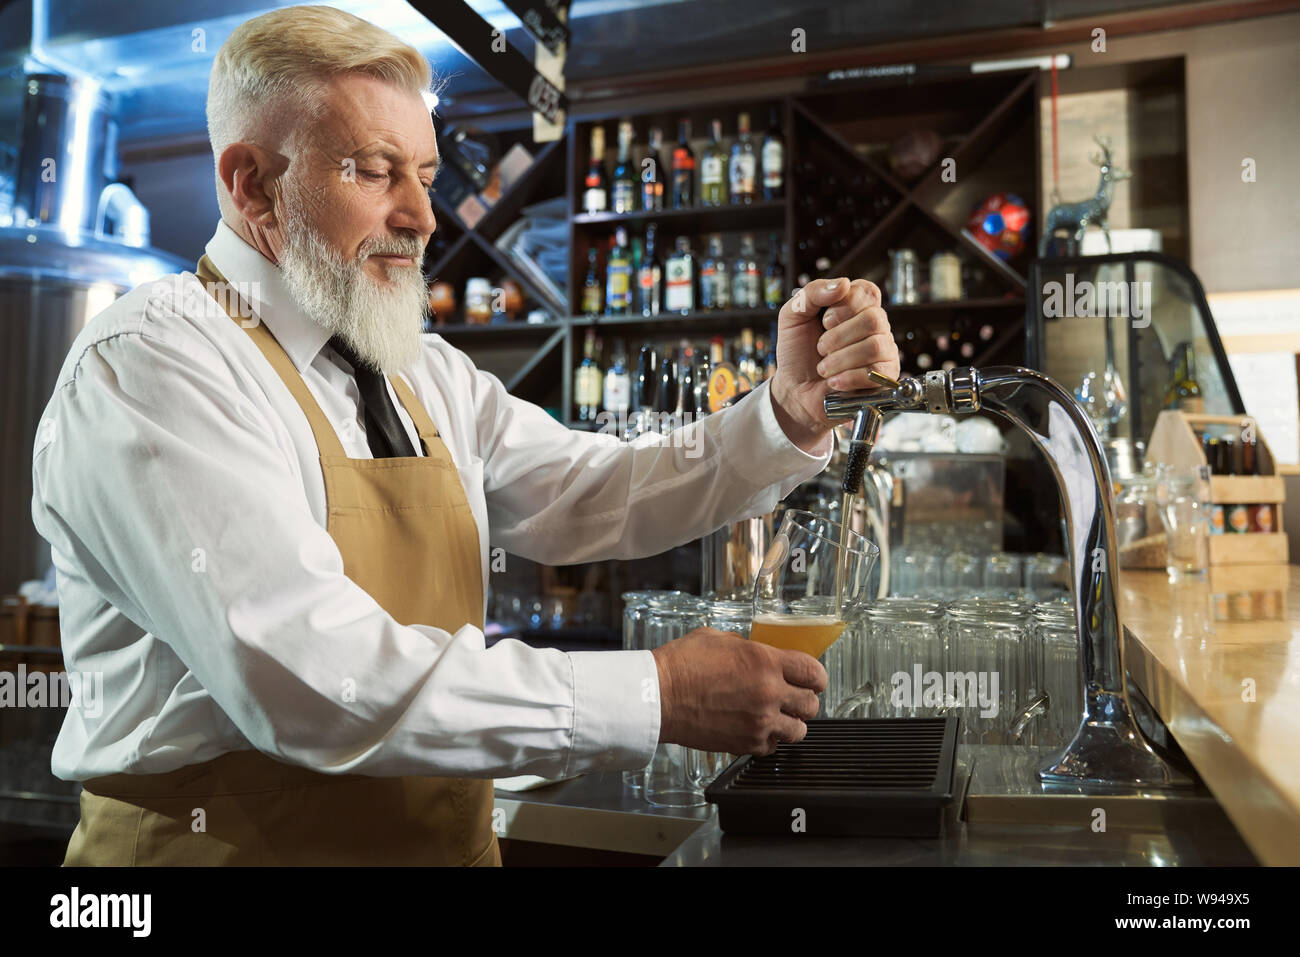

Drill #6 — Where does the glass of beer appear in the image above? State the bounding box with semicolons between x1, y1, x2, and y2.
750;509;879;661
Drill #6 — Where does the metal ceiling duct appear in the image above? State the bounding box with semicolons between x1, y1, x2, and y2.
2;71;187;595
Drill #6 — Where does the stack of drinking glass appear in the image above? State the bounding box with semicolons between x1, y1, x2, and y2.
828;593;1080;749
622;560;1082;808
622;591;753;808
890;546;1070;603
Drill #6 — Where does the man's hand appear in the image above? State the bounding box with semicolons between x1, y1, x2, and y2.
651;627;827;755
769;277;901;453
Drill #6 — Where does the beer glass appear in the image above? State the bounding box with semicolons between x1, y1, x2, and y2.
643;595;708;807
621;590;685;794
751;509;878;660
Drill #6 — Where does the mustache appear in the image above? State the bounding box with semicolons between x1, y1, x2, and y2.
359;235;425;260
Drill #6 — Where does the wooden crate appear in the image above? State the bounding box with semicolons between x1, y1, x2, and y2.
1145;411;1288;566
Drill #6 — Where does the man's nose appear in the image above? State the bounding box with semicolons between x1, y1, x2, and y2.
390;175;438;241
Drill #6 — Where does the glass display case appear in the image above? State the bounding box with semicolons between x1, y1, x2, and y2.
1025;252;1245;463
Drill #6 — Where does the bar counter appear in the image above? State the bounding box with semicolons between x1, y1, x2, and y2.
1118;564;1299;866
494;564;1300;866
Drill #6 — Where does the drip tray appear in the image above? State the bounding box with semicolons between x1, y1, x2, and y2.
705;716;960;838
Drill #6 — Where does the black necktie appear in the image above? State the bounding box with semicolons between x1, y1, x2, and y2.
327;335;417;458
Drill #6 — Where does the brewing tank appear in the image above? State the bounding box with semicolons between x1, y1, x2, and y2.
1;73;187;594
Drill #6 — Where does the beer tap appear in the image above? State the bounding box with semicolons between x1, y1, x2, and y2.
825;366;1192;790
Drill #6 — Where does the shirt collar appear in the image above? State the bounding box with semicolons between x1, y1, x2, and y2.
203;220;332;373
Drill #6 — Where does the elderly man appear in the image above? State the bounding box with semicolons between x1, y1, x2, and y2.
31;5;899;866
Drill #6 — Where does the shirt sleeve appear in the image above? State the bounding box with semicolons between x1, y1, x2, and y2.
30;321;658;779
458;352;833;565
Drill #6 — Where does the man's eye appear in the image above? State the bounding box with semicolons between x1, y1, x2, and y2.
361;170;387;181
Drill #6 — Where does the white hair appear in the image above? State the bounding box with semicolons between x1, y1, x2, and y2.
206;4;435;220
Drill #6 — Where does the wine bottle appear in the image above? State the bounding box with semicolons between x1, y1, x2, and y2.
730;111;757;204
604;339;631;418
701;119;727;207
638;223;663;317
761;106;785;201
642;126;665;211
665;235;696;315
583;126;609;214
700;234;730;311
576;330;603;423
581;246;603;317
671;119;695;209
732;233;761;309
605;227;632;316
612;120;637;214
737;327;760;391
764;235;786;309
1166;342;1204;413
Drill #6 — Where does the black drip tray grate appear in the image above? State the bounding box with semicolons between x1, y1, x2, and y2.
705;716;960;838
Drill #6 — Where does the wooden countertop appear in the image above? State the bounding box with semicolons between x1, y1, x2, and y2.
1119;564;1300;865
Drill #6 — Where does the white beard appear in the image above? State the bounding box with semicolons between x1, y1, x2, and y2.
277;189;429;373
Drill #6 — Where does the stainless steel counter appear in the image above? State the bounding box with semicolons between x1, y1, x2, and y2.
493;771;711;858
495;749;1259;866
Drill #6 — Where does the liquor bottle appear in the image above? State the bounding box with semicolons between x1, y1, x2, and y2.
575;330;603;423
642;126;665;212
761;106;785;201
694;348;716;417
730;111;757;204
629;341;660;438
581;245;603;317
638;223;663;317
605;227;632;315
583;126;609;214
612;119;637;214
665;235;696;315
764;235;786;309
736;327;760;391
671;119;695;209
604;338;632;418
676;346;695;420
658;346;680;421
764;320;778;380
703;338;735;413
700;234;730;311
701;119;727;207
732;233;761;309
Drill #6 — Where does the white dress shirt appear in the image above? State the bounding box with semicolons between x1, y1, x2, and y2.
31;220;831;782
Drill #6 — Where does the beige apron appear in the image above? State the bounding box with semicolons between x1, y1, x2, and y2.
63;255;498;866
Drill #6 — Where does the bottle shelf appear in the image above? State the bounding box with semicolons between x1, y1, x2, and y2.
573;200;786;234
434;70;1043;416
432;320;569;337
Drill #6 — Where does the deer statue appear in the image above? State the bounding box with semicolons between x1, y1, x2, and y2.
1038;136;1132;257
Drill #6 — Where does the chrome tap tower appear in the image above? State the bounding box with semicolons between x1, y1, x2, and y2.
826;367;1192;790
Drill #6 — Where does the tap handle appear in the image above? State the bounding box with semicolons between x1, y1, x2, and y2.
868;369;901;390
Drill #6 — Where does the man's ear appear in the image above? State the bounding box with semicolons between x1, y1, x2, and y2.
219;143;290;227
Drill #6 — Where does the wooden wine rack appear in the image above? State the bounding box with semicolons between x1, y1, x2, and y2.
1145;410;1288;566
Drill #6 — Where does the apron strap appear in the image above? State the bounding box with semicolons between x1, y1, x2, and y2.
388;375;442;447
197;254;347;458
